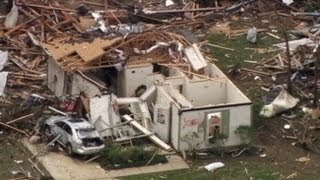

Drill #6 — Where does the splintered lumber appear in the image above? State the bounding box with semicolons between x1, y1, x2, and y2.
161;64;227;83
144;7;225;14
6;113;34;124
48;106;68;116
123;115;172;151
206;43;234;51
0;122;28;136
28;158;45;176
16;3;77;12
241;68;271;76
266;32;281;40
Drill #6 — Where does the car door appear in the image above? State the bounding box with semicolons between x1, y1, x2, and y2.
61;124;73;146
52;121;66;145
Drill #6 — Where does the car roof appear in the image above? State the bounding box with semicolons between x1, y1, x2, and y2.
63;118;93;130
48;116;93;129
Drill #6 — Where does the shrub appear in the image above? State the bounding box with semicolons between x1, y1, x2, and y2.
99;144;167;169
235;125;253;145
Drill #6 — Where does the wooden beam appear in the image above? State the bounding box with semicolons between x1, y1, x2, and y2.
6;113;34;125
16;2;77;12
0;122;28;136
123;115;172;151
161;64;227;83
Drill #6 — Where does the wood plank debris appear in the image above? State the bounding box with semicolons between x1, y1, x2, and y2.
123;115;172;151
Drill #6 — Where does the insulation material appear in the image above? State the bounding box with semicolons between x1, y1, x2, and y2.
5;3;19;28
260;90;299;118
0;50;8;71
0;72;8;96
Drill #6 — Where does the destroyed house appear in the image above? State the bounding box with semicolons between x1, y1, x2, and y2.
44;31;252;151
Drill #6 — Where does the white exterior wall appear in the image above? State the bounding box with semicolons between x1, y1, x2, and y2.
227;81;251;103
183;80;227;106
47;57;102;99
89;94;121;137
71;74;102;98
176;104;251;151
47;58;65;98
118;64;154;97
151;87;173;142
171;104;180;150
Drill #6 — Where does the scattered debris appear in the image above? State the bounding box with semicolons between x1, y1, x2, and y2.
260;88;299;118
204;162;225;172
295;156;310;163
247;27;257;43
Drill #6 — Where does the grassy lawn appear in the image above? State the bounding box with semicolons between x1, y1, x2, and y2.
122;161;283;180
206;32;282;71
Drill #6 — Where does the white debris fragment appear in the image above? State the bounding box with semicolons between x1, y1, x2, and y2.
5;3;18;28
260;89;299;118
0;72;8;96
259;154;267;157
0;50;8;71
247;27;257;43
91;12;108;33
284;124;291;129
204;162;225;172
134;42;170;55
165;0;175;6
254;76;261;81
282;0;294;6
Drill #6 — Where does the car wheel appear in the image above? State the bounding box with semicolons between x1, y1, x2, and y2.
66;143;73;155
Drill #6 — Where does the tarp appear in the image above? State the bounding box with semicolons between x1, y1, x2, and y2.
260;89;299;118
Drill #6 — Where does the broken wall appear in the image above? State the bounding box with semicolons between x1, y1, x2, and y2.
118;63;154;97
47;58;66;98
172;104;251;151
151;86;173;142
227;81;251;103
90;94;121;137
183;80;227;106
71;74;102;98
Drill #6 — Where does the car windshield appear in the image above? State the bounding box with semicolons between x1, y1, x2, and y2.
77;128;98;137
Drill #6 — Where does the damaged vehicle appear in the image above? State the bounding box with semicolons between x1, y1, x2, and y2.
43;116;105;155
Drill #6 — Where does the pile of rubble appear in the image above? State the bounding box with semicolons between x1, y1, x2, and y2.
0;0;246;138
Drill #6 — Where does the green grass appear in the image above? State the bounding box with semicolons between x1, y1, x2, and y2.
121;161;283;180
207;33;281;69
